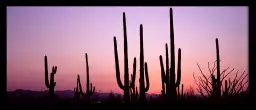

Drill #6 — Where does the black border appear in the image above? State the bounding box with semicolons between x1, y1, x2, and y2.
4;0;251;6
3;0;254;109
248;6;254;105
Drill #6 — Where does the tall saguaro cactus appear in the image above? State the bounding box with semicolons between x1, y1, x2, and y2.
79;53;96;102
139;24;150;102
159;8;182;101
114;12;137;103
44;56;57;97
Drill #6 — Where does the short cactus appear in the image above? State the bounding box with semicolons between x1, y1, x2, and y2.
44;55;57;97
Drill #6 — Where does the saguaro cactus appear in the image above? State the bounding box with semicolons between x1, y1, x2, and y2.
74;75;80;101
169;8;182;101
209;38;221;100
159;8;182;101
139;24;150;102
80;53;96;102
215;38;221;99
113;12;137;103
44;55;57;97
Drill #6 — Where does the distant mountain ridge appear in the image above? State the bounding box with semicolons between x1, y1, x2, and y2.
7;89;161;100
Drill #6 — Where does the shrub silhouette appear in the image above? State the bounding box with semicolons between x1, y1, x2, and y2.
193;38;248;103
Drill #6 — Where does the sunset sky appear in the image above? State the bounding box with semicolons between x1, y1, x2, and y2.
7;6;248;94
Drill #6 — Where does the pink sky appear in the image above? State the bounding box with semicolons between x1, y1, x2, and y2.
7;6;248;94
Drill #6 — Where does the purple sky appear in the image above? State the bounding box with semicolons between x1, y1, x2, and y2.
7;6;248;94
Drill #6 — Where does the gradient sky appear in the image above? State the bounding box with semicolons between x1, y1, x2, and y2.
7;6;248;94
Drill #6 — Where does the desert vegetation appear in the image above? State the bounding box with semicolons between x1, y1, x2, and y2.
7;7;248;106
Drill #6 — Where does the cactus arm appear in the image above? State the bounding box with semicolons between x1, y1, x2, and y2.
178;85;180;98
144;62;150;92
77;75;84;93
50;66;57;87
90;83;92;93
165;43;169;83
113;37;125;90
136;86;138;96
165;43;170;96
181;84;184;97
129;87;132;96
130;74;133;88
89;83;95;95
74;88;77;93
90;83;95;95
86;53;90;94
175;48;181;87
159;55;166;94
216;38;221;98
53;66;57;74
130;74;136;95
131;57;137;88
44;56;50;88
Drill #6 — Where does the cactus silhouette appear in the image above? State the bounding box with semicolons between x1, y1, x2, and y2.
177;84;180;100
113;12;137;103
159;8;182;102
159;55;166;99
130;58;137;101
209;38;221;100
135;86;138;99
44;55;57;97
79;53;95;103
139;24;150;102
215;38;221;100
177;84;184;100
74;75;81;102
181;84;184;99
223;80;229;98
